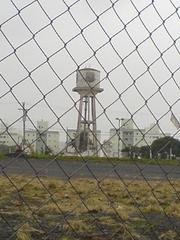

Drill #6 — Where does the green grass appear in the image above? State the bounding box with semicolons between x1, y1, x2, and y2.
2;151;179;166
27;153;180;166
0;152;5;159
0;176;180;239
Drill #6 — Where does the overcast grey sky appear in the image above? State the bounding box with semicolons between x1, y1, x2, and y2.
0;0;180;140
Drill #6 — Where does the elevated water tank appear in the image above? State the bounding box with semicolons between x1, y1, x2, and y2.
73;68;103;95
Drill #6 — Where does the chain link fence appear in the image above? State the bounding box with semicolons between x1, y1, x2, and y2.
0;0;180;239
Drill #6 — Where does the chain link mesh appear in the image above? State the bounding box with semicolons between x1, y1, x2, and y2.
0;0;180;239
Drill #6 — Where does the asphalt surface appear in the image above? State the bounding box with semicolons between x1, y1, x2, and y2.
0;157;179;181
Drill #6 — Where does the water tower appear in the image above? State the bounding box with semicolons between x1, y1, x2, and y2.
73;68;103;155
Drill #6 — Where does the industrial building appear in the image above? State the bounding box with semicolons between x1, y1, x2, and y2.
0;123;22;152
103;119;170;158
0;120;60;155
25;120;60;154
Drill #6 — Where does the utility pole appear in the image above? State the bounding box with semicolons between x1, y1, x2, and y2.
169;144;172;160
149;147;152;159
115;118;124;158
18;102;27;151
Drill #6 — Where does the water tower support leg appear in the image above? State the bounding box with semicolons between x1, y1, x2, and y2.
76;97;83;152
92;96;98;155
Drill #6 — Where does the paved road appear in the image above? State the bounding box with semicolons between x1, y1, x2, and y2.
0;158;179;180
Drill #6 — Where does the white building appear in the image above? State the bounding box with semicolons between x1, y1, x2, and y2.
0;123;22;148
25;120;60;154
103;119;169;158
0;121;60;155
103;119;134;157
36;120;48;154
46;131;60;154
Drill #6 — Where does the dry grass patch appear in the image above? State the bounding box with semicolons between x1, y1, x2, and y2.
0;176;179;239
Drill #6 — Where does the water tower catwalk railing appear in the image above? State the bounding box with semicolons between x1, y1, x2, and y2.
73;68;103;155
